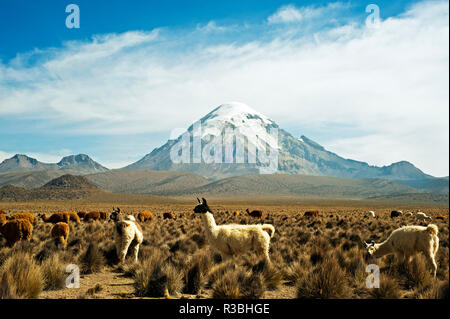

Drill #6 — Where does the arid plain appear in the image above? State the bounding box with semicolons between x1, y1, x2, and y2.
0;196;448;299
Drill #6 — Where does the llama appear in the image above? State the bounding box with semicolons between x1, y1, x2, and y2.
40;213;70;224
416;212;432;221
8;212;35;224
368;211;376;218
390;210;403;218
364;224;439;277
163;212;176;220
77;211;87;219
246;209;263;218
405;212;413;217
51;222;70;248
194;198;275;263
83;211;101;222
63;212;81;224
0;218;33;247
137;210;152;222
110;207;143;263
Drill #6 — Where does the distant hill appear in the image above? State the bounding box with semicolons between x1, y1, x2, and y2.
394;177;449;195
0;154;108;175
0;170;74;189
1;169;447;201
42;174;98;190
0;174;174;203
0;172;446;204
366;193;449;204
0;174;101;201
85;169;210;195
142;173;422;198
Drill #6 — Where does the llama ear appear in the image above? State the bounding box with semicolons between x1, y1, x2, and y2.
197;197;201;203
202;198;207;205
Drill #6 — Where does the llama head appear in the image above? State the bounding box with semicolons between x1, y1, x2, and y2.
364;240;377;256
110;207;121;222
193;197;211;214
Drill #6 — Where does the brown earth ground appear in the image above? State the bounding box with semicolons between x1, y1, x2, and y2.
0;197;448;299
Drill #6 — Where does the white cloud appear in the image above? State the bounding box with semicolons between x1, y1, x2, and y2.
196;21;229;32
267;2;349;24
0;1;448;176
267;5;303;24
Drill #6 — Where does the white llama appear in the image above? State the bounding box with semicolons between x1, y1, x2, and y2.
193;198;275;263
364;224;439;277
110;207;143;263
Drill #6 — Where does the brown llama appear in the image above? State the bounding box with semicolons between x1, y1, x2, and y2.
246;208;263;218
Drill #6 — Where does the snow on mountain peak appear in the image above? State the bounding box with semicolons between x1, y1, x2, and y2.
196;102;279;150
203;102;274;125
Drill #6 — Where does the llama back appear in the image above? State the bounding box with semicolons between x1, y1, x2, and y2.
389;225;439;254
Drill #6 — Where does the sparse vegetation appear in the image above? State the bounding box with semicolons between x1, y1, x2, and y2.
0;201;447;299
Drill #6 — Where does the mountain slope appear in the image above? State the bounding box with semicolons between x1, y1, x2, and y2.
0;154;108;174
393;177;449;195
125;102;434;181
86;169;210;195
167;174;423;198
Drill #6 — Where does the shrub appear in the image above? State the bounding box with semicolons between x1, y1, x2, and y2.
212;266;266;299
41;254;66;290
0;272;17;299
79;243;105;274
0;252;43;298
297;256;348;299
367;274;401;299
133;250;183;297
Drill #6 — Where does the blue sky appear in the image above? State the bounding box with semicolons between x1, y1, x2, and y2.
0;0;413;59
0;0;448;176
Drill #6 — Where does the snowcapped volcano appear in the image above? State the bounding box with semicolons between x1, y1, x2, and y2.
195;102;279;153
125;102;431;181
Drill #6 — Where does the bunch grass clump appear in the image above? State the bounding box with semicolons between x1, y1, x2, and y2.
0;251;43;298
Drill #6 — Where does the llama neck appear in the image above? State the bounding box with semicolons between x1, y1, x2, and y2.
201;212;217;237
373;240;393;258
